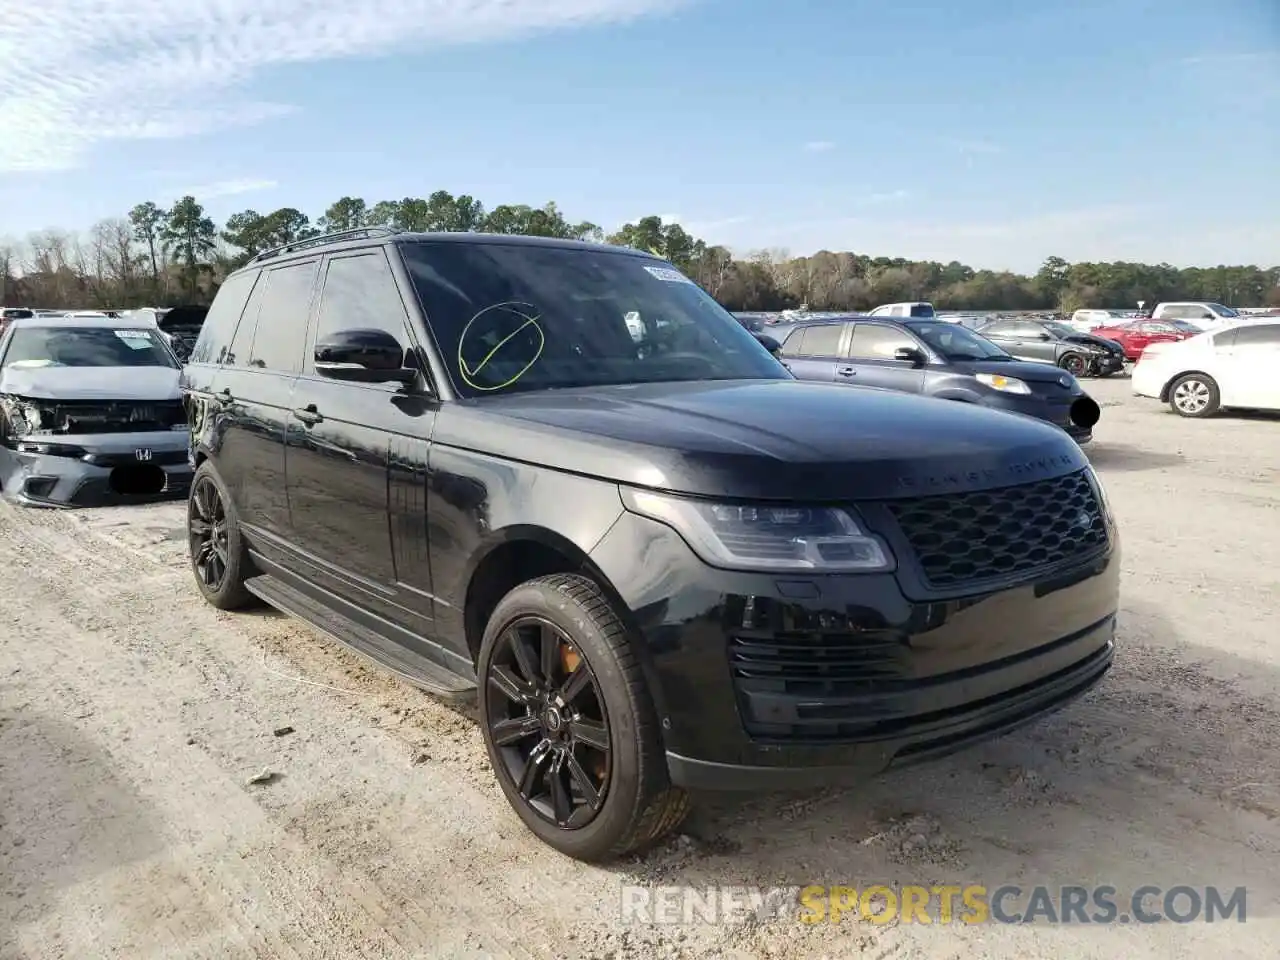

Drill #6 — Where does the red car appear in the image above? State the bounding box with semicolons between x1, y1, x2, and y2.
1087;318;1203;362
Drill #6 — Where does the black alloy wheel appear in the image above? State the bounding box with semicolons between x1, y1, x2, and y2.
189;475;229;592
487;616;612;829
186;460;254;609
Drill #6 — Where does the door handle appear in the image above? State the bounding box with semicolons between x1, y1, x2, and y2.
293;404;323;425
837;366;856;376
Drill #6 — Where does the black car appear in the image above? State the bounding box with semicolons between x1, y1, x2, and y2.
976;318;1126;377
182;229;1119;862
779;317;1101;443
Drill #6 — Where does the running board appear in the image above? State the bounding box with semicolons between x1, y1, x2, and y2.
244;574;476;700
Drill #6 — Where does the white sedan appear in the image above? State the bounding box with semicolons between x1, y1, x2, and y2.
1132;320;1280;417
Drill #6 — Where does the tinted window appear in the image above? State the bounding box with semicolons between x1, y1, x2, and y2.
314;252;410;346
2;326;179;369
2;308;34;319
247;260;319;373
190;270;258;365
908;303;935;318
788;324;843;357
981;321;1016;336
848;323;918;359
400;242;785;397
1233;324;1280;347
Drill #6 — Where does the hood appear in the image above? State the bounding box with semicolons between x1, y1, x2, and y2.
0;365;182;401
1062;333;1122;354
951;358;1081;388
434;379;1087;501
157;305;208;331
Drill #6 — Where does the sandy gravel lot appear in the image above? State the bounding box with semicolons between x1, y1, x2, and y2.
2;377;1279;959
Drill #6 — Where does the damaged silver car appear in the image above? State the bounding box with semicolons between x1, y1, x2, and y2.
0;316;193;506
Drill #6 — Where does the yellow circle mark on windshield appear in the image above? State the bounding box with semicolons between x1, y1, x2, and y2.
457;301;545;391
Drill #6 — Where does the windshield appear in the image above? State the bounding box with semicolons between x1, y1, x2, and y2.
1168;320;1203;333
906;321;1012;360
1207;303;1238;318
1;325;179;369
400;242;788;397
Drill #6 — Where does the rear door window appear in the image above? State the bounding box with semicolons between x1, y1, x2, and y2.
247;260;320;373
784;323;844;357
191;270;259;365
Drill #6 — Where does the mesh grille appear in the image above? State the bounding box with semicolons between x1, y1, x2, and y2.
884;469;1107;589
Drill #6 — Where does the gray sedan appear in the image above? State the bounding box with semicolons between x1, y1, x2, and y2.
0;318;193;506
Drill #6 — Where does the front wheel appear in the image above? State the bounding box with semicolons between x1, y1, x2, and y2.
1059;352;1088;377
1168;373;1220;418
477;573;690;861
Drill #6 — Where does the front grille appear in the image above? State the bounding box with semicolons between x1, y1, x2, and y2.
45;399;186;434
884;469;1107;589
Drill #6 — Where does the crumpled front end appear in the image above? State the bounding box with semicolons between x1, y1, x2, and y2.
0;394;193;507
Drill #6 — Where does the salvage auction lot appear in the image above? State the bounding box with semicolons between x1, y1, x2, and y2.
2;377;1278;959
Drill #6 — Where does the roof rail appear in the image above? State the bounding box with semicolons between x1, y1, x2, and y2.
247;226;400;265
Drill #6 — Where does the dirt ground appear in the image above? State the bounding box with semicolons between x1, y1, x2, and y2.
2;377;1279;959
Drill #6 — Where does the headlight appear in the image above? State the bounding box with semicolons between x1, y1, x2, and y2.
1;399;48;437
621;489;894;572
974;373;1032;395
1085;465;1114;524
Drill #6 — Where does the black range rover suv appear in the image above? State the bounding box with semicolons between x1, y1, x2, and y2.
183;228;1120;861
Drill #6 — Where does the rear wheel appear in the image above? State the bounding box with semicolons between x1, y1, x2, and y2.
1168;373;1220;418
477;573;690;861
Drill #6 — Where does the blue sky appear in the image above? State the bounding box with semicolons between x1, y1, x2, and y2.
0;0;1277;272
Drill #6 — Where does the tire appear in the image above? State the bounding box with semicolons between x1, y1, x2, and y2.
1059;352;1088;377
1168;373;1220;418
187;459;255;609
477;573;690;862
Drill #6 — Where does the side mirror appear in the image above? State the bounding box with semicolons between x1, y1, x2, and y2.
315;328;417;384
1038;332;1052;340
894;346;927;366
754;332;782;355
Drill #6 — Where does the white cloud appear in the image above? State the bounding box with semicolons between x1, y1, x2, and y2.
802;140;834;152
0;0;687;172
180;177;278;199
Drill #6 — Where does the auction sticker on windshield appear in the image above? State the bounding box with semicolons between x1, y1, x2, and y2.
643;266;695;284
114;329;153;346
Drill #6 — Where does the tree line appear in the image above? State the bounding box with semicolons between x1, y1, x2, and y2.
3;191;1278;313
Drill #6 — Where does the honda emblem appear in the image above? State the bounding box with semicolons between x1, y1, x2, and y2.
135;448;152;461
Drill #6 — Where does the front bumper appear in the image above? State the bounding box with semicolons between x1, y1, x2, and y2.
590;509;1119;790
981;392;1100;445
0;429;192;507
1088;353;1126;375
